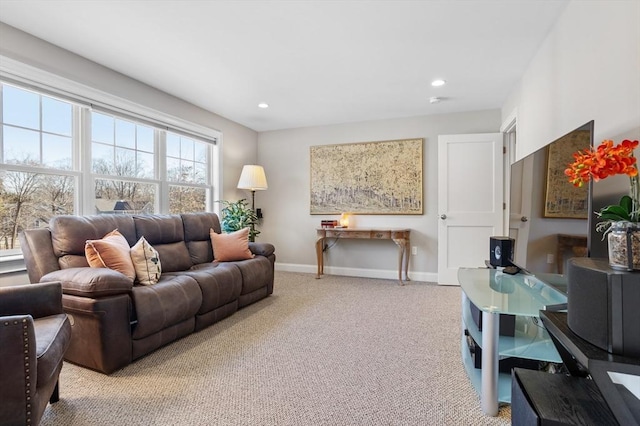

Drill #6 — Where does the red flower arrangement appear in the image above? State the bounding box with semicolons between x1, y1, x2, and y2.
565;139;639;187
565;139;640;228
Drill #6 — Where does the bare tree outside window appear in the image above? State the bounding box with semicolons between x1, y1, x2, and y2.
94;177;156;214
93;154;156;213
169;185;207;214
91;113;157;214
166;132;209;213
0;170;75;250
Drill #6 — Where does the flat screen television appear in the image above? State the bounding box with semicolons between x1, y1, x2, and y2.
508;121;594;289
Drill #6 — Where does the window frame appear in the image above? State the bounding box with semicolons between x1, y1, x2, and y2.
0;58;222;261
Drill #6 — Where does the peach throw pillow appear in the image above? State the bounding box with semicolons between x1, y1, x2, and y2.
85;229;136;281
210;227;255;262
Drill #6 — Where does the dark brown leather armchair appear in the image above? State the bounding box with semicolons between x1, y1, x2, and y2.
0;282;72;426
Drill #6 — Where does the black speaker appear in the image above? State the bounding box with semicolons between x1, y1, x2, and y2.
567;257;640;358
489;236;514;267
469;300;515;337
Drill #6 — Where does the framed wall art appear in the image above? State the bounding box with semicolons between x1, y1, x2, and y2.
543;129;591;219
310;138;423;215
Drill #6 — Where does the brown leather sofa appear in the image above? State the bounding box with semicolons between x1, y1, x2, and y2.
19;212;275;374
0;281;72;426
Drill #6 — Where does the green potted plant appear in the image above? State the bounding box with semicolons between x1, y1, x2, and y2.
217;199;259;242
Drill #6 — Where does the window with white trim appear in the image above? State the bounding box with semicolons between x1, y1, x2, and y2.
166;132;210;214
0;82;217;254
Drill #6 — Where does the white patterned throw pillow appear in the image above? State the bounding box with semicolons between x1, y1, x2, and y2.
130;236;162;285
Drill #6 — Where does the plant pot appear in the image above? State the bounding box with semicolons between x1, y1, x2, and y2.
607;221;640;271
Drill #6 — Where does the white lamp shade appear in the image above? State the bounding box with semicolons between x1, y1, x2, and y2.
237;165;268;191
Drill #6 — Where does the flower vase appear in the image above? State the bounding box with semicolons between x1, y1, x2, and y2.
607;221;640;271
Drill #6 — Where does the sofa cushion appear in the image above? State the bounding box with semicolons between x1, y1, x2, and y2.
42;267;133;297
130;237;162;285
182;212;222;240
234;256;275;295
131;275;202;339
50;214;137;259
133;215;193;272
182;212;221;264
133;214;184;243
85;230;136;281
185;240;213;265
166;263;242;314
210;228;254;262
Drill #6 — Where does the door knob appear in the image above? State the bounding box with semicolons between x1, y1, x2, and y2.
440;214;447;220
521;216;528;222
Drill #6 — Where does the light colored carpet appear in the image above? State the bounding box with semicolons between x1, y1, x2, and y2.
41;271;511;425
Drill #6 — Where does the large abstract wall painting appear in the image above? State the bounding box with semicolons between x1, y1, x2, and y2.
310;138;423;214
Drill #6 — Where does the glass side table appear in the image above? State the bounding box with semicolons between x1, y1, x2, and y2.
458;267;567;416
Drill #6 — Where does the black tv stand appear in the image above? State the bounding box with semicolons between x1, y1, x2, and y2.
511;310;640;425
511;367;618;425
542;311;640;424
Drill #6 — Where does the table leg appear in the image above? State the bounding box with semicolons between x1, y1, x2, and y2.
392;237;408;285
403;238;410;282
315;236;325;279
481;310;500;416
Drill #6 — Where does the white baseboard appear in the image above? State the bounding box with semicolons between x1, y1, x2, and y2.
274;263;438;284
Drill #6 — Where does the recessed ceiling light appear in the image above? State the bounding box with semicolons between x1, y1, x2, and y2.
258;102;269;109
431;79;446;87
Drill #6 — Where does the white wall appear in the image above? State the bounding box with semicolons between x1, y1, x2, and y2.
502;0;640;265
257;110;501;281
503;0;640;158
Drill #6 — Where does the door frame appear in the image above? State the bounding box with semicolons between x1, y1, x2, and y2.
501;109;517;236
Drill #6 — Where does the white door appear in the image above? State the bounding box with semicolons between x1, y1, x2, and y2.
437;133;504;285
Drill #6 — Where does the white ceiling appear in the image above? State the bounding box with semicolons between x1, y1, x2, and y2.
0;0;569;132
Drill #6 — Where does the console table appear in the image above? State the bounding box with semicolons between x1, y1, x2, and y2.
458;268;567;416
315;228;410;284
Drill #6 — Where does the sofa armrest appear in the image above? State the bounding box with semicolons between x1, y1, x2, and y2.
42;267;133;298
19;227;60;283
0;314;38;426
0;282;64;318
249;242;275;257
